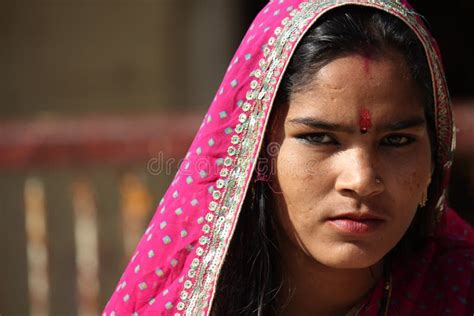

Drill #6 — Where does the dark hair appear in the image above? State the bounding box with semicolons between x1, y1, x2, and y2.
213;6;439;315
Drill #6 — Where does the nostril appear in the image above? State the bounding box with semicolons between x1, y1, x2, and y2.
335;168;384;198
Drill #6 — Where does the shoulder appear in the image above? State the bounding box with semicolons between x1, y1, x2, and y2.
389;210;474;315
422;239;474;314
423;210;474;313
436;208;474;244
432;209;474;275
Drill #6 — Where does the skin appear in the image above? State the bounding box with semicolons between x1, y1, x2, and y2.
269;50;433;315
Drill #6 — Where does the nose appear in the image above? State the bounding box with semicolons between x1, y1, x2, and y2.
334;148;384;198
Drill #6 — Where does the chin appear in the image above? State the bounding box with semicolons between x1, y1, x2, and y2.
311;242;387;270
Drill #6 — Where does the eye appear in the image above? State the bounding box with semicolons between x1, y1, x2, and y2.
381;134;415;147
297;133;338;145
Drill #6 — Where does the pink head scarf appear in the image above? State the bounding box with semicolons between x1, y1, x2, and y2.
103;1;456;315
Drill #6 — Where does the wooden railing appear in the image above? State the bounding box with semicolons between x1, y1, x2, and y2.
0;113;201;316
0;105;472;315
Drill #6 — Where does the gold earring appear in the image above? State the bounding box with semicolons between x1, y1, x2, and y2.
419;189;428;208
419;176;431;208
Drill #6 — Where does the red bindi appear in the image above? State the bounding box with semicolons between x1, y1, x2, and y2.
359;109;372;134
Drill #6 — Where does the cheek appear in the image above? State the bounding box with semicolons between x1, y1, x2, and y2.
273;143;331;225
275;142;324;196
275;147;306;210
383;143;432;207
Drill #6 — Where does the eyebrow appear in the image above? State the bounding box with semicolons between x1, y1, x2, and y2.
287;116;426;133
287;117;354;133
379;117;426;132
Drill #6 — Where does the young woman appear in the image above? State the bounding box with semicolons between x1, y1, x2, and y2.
104;1;474;315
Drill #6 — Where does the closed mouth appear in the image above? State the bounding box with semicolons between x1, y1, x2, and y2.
326;212;386;234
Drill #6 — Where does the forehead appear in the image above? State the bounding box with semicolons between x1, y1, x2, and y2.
284;51;424;122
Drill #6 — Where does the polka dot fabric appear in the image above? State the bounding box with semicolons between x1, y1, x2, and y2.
103;1;470;315
360;210;474;316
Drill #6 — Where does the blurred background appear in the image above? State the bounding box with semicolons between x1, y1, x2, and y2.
0;1;473;315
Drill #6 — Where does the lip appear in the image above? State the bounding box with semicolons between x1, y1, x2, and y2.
329;212;385;221
326;212;386;234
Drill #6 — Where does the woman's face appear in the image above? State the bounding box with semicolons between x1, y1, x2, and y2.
270;50;432;269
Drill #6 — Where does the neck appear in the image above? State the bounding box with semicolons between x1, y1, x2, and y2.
278;239;384;316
